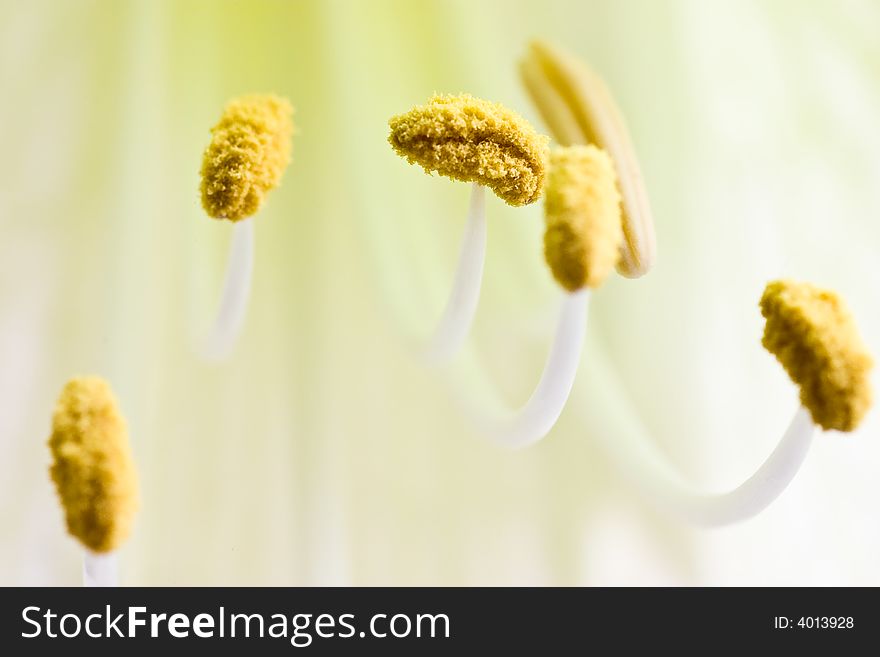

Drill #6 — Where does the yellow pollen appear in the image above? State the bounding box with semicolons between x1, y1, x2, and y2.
761;280;873;432
47;377;139;553
388;93;549;206
200;94;294;221
520;40;656;278
543;145;622;291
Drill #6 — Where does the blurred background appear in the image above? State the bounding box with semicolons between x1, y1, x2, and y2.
1;0;878;585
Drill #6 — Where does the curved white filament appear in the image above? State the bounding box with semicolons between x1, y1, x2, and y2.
202;218;254;361
461;289;590;449
690;407;815;525
639;407;814;526
83;551;118;587
578;346;817;526
423;183;486;365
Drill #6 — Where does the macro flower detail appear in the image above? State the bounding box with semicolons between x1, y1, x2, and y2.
761;280;873;432
7;2;880;592
386;92;589;446
388;93;549;206
586;279;875;526
387;94;550;364
199;93;296;361
47;377;139;554
544;145;622;291
200;94;294;221
520;40;655;278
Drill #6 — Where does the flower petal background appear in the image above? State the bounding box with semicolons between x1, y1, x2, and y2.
1;0;878;585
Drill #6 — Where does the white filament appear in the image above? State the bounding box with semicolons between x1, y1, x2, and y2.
463;289;590;449
202;218;254;361
639;407;815;526
83;551;118;587
416;182;585;444
423;183;486;365
578;346;817;526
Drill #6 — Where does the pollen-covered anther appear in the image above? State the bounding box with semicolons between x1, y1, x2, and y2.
200;94;294;221
47;377;139;553
388;93;549;206
761;280;874;432
543;145;622;291
520;40;656;278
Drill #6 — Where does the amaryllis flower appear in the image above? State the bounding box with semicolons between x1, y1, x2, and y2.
1;0;878;586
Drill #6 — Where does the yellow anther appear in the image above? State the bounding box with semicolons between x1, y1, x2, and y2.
47;377;139;552
761;280;873;432
544;145;622;291
520;40;656;278
388;93;549;206
200;94;294;221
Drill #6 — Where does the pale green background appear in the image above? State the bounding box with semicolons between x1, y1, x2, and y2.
1;0;878;585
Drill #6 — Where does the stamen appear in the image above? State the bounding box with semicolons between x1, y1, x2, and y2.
586;363;816;525
200;94;294;221
202;218;254;361
388;93;549;207
544;145;623;291
47;376;138;585
442;145;619;445
581;282;873;526
83;552;119;588
520;40;656;278
761;280;873;432
198;94;294;360
388;94;549;363
423;183;486;364
460;289;590;448
389;94;624;437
